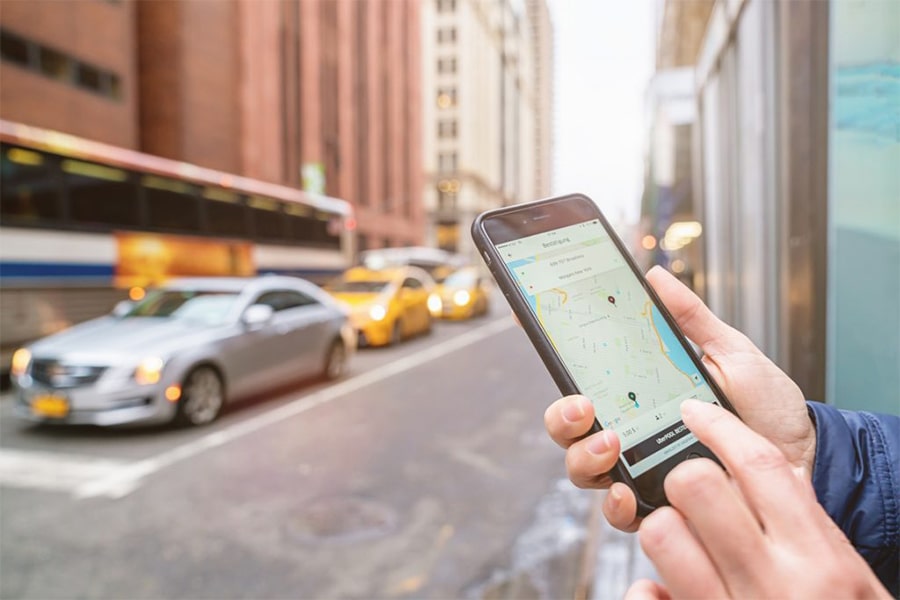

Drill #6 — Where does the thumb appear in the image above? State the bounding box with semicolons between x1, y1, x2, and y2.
624;579;671;600
645;266;755;355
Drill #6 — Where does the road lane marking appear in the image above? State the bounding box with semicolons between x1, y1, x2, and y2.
73;317;517;500
0;448;128;493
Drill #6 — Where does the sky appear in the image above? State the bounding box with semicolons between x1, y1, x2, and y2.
546;0;656;225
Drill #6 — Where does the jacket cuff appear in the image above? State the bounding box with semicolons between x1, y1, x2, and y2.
807;401;899;595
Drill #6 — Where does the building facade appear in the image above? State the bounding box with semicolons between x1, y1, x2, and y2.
0;0;424;251
421;0;552;260
644;0;899;413
0;0;140;149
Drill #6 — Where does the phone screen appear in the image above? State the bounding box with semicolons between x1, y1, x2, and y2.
495;218;721;479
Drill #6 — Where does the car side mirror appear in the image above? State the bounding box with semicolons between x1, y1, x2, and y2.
112;300;134;318
242;304;274;330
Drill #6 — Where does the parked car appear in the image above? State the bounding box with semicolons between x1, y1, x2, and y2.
431;266;491;320
326;266;437;347
10;276;355;427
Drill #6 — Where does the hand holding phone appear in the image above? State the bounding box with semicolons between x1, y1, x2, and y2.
472;193;738;513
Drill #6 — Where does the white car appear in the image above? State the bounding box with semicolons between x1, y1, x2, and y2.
11;276;355;427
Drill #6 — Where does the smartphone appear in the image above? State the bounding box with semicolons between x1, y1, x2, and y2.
471;193;737;514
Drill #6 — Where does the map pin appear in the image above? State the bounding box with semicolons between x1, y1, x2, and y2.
608;295;616;305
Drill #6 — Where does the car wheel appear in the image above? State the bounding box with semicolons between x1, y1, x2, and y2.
176;366;225;427
323;340;347;380
391;319;403;345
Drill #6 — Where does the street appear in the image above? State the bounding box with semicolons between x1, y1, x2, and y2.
0;299;598;599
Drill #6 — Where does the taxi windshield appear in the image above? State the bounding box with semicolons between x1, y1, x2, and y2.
443;270;477;287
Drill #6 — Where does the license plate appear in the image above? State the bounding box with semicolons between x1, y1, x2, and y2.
31;394;70;418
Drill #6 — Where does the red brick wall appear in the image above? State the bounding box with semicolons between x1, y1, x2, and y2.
0;0;424;247
137;0;241;173
0;0;138;148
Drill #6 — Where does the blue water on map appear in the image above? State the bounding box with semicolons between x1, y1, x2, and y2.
506;257;539;314
651;305;702;384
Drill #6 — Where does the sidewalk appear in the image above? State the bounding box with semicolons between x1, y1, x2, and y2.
576;491;659;600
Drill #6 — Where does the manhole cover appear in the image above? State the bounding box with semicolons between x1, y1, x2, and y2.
289;496;398;543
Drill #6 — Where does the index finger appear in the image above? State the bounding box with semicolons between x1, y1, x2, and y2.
679;399;819;538
646;266;757;356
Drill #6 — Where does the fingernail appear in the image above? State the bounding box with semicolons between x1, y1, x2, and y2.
562;397;587;423
587;430;613;455
609;485;623;506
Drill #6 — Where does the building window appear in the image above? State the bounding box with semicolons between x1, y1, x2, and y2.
437;27;456;44
0;30;29;67
0;28;121;100
38;46;71;81
437;120;457;138
436;86;457;109
438;152;457;173
437;191;456;212
436;0;456;13
437;57;457;74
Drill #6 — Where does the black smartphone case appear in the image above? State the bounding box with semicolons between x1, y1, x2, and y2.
471;194;735;516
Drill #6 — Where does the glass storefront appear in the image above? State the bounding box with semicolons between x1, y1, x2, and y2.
827;0;900;414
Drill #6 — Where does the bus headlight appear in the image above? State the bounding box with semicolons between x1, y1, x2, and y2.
369;305;387;321
11;348;31;378
427;293;443;314
453;290;471;306
134;357;165;385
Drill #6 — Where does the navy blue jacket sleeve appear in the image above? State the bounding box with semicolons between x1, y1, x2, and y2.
807;401;899;596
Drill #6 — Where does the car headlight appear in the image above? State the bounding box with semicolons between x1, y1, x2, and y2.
11;348;31;378
134;357;165;385
453;290;471;306
369;305;387;321
427;293;443;313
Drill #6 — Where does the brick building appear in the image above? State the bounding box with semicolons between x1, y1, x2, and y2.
0;0;424;249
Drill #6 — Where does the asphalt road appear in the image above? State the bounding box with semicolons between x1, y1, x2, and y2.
0;300;599;599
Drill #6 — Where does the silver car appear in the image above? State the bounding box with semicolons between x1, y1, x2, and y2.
10;276;355;427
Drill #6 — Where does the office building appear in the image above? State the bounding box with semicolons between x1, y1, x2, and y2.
421;0;553;259
0;0;424;249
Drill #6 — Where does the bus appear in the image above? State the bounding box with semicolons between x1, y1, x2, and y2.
0;119;356;372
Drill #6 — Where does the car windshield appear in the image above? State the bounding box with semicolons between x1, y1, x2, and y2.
328;280;390;293
443;270;477;287
127;291;240;325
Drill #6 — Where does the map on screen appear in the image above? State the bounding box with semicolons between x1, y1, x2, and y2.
497;219;719;477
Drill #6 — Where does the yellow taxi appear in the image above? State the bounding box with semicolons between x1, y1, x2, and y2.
431;266;491;320
327;266;437;347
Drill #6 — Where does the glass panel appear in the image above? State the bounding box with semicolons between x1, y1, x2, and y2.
206;194;248;238
75;62;103;92
827;0;900;414
0;30;30;67
248;197;285;241
0;145;62;223
65;160;138;227
144;177;200;231
38;46;71;81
